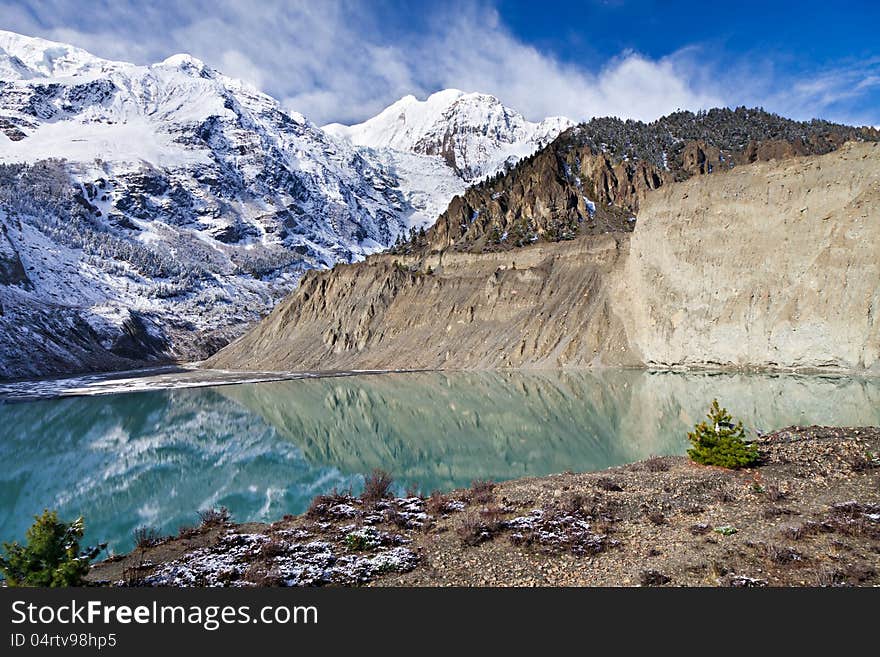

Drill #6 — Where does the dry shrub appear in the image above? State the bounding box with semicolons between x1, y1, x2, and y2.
847;451;879;472
133;526;166;549
764;484;788;502
362;469;394;503
177;524;201;539
762;506;795;519
384;508;411;530
560;493;587;515
457;508;503;547
814;567;847;587
244;563;284;587
306;488;354;519
822;501;880;540
640;570;671;586
198;506;230;527
469;479;496;504
259;540;288;559
596;477;623;492
426;490;456;515
760;543;803;564
714;487;737;504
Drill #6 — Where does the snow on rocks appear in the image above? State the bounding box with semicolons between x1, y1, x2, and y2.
141;528;418;588
722;575;768;588
503;507;616;556
0;31;578;379
142;532;270;587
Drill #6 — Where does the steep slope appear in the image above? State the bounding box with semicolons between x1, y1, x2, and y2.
208;142;880;374
324;89;573;182
416;107;879;254
616;142;880;371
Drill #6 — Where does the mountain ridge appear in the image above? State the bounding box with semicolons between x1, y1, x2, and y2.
323;88;574;182
2;29;878;380
416;106;880;254
0;30;570;379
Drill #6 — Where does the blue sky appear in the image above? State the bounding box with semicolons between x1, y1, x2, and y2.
1;0;878;126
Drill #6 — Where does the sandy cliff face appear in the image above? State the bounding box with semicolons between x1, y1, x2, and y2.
619;141;880;371
207;142;880;374
208;234;635;370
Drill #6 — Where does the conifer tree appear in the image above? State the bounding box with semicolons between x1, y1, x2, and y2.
0;510;104;587
687;399;759;469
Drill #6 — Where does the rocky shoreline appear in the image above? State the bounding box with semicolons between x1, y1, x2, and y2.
88;425;880;587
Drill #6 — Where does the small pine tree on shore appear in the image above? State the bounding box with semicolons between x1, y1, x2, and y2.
0;510;103;587
687;399;759;469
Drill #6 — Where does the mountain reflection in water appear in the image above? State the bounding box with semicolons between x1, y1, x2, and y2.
2;370;877;552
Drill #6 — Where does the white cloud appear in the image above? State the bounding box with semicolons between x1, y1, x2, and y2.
218;50;266;90
421;12;723;121
1;0;877;127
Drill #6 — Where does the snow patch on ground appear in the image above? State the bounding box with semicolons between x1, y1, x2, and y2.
141;529;419;587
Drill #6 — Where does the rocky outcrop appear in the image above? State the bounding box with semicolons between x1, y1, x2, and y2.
426;148;662;252
0;288;163;380
0;219;28;287
208;142;880;375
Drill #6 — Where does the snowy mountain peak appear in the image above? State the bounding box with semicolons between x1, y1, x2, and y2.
0;30;432;378
159;53;212;76
161;53;207;68
0;30;573;379
0;29;123;79
324;89;574;181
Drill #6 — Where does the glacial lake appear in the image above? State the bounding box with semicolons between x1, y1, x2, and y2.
1;369;878;554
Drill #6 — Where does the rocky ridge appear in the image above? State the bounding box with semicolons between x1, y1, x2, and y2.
417;107;879;254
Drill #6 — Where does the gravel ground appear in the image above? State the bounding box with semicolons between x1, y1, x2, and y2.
89;426;880;587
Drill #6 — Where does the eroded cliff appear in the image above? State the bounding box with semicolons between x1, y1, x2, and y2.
207;142;880;374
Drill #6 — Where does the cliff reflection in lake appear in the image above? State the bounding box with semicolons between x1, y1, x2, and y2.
1;370;878;552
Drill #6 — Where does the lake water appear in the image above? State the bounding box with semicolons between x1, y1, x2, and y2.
1;369;878;554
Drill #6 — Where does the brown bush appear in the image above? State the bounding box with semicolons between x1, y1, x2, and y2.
198;506;231;527
457;507;503;546
469;479;496;504
177;524;201;539
133;526;166;549
259;540;288;559
596;477;623;492
426;490;455;515
305;488;355;519
640;569;671;586
362;469;394;503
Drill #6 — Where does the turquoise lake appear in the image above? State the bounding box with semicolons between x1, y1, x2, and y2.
1;369;878;553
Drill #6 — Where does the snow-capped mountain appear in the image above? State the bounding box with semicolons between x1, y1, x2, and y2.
324;89;574;182
0;30;420;377
0;30;572;379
